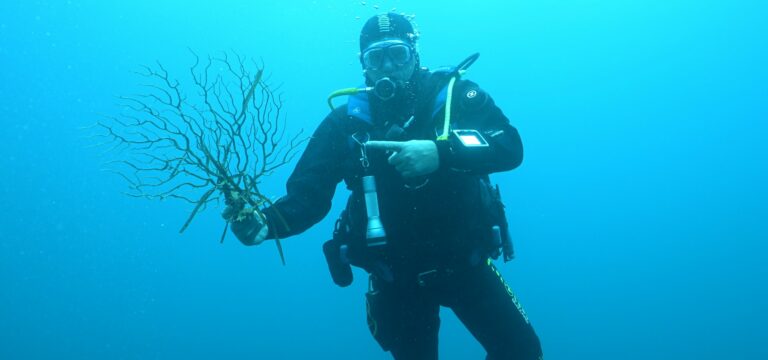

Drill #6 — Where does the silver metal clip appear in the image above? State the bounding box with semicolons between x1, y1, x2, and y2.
352;131;371;169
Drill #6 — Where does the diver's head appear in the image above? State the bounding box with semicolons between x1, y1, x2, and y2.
359;13;419;100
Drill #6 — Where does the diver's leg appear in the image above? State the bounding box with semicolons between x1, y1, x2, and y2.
365;274;440;360
448;261;543;360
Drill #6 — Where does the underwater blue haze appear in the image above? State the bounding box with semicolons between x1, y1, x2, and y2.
1;0;766;359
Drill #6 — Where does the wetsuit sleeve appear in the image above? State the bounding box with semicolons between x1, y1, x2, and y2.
261;111;346;239
433;80;523;174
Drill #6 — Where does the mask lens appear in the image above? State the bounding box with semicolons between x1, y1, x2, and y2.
363;42;413;70
388;44;411;66
363;47;385;70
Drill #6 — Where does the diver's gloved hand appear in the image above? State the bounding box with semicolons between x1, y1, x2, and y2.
222;206;269;246
366;140;440;178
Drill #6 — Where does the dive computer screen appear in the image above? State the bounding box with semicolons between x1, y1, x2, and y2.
452;129;489;148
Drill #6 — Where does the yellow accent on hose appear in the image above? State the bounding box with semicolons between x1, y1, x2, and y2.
436;69;467;141
436;76;457;141
327;87;370;110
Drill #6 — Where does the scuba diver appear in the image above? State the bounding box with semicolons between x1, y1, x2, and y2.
226;12;543;360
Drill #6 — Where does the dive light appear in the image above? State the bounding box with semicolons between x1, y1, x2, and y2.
362;175;387;247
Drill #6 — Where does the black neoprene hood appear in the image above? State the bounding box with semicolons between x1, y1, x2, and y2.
359;13;418;52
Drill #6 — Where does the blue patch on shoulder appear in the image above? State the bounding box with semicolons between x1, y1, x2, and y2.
432;84;449;118
347;90;372;125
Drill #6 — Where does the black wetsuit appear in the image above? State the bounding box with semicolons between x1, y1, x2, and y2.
262;68;543;360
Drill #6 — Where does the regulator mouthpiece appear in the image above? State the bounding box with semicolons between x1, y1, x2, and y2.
373;77;397;101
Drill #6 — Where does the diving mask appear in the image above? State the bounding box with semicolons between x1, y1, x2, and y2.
362;40;414;71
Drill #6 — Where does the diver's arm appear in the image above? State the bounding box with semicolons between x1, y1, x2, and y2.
260;111;346;239
434;81;523;174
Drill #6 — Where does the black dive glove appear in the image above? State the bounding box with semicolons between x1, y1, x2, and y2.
222;206;269;246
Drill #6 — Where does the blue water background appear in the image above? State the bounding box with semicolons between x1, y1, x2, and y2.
1;1;766;359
